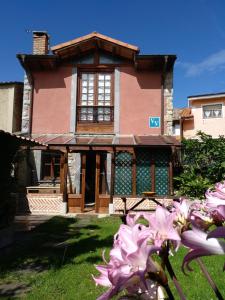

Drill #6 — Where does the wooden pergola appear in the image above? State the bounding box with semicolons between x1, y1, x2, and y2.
24;134;180;213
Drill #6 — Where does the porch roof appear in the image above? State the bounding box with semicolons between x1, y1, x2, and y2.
0;130;46;146
28;134;180;148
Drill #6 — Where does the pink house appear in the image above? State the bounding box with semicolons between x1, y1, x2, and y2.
17;31;179;214
181;92;225;139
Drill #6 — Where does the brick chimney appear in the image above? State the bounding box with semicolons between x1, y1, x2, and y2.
33;31;49;55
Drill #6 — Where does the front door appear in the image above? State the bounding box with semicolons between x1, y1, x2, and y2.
85;151;96;209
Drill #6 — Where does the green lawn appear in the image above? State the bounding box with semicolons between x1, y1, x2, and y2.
0;216;224;300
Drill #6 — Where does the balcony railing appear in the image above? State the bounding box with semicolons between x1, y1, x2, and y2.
77;106;114;123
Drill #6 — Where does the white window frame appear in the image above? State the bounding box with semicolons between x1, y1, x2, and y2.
202;103;223;119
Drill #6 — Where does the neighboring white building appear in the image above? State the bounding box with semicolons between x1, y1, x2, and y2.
0;82;23;133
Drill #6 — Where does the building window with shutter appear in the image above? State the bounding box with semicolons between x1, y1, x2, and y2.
202;104;222;119
77;71;114;123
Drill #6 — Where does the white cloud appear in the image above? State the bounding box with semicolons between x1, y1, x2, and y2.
179;49;225;77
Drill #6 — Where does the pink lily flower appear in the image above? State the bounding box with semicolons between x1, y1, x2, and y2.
147;206;181;247
182;226;225;272
94;223;160;300
173;198;192;221
207;226;225;240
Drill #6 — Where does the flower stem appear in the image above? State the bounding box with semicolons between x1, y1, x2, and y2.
164;256;187;300
197;258;224;300
163;284;175;300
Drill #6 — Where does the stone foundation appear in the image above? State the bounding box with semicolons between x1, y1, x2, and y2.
26;194;64;214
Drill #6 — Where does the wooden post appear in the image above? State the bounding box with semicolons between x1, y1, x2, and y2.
110;151;115;204
151;159;155;193
169;147;175;195
60;152;68;203
132;150;136;196
169;160;173;195
95;153;100;213
81;153;86;213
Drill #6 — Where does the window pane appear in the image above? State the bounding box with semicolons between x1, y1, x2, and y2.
82;74;88;80
98;94;104;100
105;75;111;80
105;88;110;94
82;81;87;86
82;94;87;100
82;87;87;93
99;75;105;80
104;115;110;121
105;81;111;87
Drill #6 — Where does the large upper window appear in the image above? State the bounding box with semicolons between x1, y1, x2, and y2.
203;104;222;119
77;71;114;123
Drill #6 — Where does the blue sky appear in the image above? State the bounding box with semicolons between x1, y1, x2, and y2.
1;0;225;107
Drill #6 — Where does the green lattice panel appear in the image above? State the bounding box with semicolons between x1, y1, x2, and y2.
114;152;132;195
153;150;169;195
136;150;151;195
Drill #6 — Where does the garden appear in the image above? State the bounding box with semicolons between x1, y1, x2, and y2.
0;211;225;299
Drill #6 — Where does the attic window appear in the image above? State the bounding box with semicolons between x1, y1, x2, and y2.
202;104;222;119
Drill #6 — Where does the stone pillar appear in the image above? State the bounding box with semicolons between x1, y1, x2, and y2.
164;71;173;135
33;150;42;182
67;153;81;194
106;153;112;194
21;74;32;134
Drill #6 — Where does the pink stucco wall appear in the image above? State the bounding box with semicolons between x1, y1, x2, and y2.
183;98;225;138
119;66;162;135
32;66;72;134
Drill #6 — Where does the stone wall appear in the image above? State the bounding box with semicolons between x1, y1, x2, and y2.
21;74;32;134
68;153;81;194
164;71;173;135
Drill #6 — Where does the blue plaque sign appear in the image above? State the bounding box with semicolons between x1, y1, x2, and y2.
149;117;160;128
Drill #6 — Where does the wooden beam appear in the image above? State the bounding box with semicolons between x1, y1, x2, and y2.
81;153;86;212
169;160;173;195
132;151;136;196
95;153;100;213
115;146;134;153
151;159;155;193
110;152;115;203
60;152;68;203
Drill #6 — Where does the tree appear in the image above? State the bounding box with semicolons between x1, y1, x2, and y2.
174;131;225;199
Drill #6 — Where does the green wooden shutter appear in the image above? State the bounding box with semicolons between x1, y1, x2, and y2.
114;152;132;195
153;150;169;195
136;149;151;195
